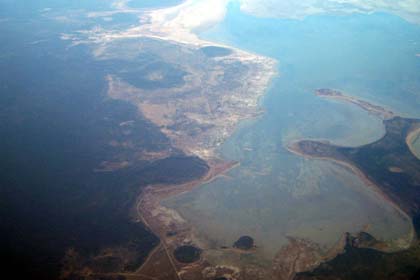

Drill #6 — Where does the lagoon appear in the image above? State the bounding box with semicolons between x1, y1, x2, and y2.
164;3;420;261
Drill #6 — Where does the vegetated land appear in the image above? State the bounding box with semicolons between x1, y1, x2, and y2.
106;38;276;159
290;117;420;227
46;34;274;280
1;2;278;280
290;90;420;280
0;27;210;280
100;35;281;280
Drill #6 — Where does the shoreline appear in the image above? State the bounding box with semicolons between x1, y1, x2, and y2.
126;2;419;276
286;141;415;251
135;159;241;277
103;2;283;277
128;3;416;275
406;126;420;160
315;88;395;120
125;33;279;277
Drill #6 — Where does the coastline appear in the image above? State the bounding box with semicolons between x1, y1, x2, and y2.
20;1;420;279
286;140;415;251
406;126;420;160
315;88;395;120
123;2;282;277
135;159;240;277
124;2;417;277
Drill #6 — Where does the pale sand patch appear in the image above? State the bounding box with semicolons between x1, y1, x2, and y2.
389;166;404;173
406;126;420;160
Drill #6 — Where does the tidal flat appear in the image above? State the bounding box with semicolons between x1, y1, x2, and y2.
163;3;420;274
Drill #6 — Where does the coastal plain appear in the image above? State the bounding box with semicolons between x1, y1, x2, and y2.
2;1;420;280
62;2;420;280
291;90;420;279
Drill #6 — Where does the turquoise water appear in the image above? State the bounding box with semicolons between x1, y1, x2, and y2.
164;4;420;261
128;0;184;9
203;3;420;118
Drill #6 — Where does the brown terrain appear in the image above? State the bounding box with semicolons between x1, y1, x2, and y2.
62;38;419;277
135;160;240;280
65;14;420;276
407;126;420;160
107;43;276;160
96;38;325;280
57;32;282;279
100;40;340;279
91;41;420;278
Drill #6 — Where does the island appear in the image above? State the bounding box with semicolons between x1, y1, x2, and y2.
233;236;255;250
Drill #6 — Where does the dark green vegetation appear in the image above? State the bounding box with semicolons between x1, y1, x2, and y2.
295;233;420;280
0;6;208;280
294;117;420;229
293;117;420;280
233;236;254;250
173;245;202;263
200;46;233;57
349;232;381;248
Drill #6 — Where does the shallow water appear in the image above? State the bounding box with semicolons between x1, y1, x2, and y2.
164;3;420;260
